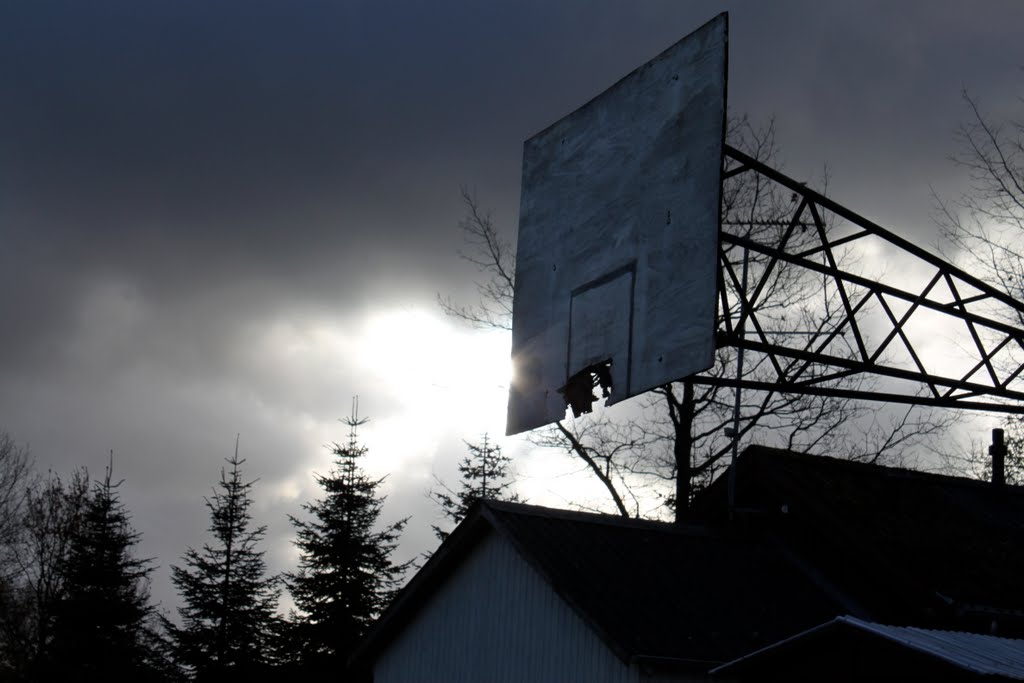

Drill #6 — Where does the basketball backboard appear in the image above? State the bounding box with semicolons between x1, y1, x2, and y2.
507;13;728;435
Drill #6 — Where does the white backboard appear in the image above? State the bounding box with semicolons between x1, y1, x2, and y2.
507;13;727;435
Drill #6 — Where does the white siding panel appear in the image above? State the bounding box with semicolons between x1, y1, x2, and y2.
374;532;649;683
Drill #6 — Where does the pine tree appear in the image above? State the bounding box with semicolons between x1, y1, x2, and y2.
430;434;518;542
45;456;166;681
287;400;410;676
169;438;281;681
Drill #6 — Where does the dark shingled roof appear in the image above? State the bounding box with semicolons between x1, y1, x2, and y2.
353;496;851;669
482;502;848;666
693;446;1024;633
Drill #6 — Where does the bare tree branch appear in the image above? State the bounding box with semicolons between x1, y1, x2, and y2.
437;187;515;331
936;88;1024;479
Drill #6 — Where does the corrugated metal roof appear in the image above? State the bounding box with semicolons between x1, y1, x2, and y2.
712;616;1024;679
841;617;1024;679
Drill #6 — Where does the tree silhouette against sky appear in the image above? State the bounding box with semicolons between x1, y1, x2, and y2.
287;399;410;678
168;439;281;681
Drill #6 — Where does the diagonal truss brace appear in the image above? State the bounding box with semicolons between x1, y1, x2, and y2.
702;145;1024;415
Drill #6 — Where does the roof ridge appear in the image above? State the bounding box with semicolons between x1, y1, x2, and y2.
742;445;1024;492
480;499;718;535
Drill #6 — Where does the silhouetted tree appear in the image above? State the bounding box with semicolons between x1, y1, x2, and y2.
287;401;410;678
168;439;281;681
0;430;33;679
0;469;90;681
937;89;1024;482
0;431;31;573
430;434;518;542
44;457;167;682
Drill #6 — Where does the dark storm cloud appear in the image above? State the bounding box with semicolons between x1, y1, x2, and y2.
724;2;1024;232
1;0;725;374
1;0;1021;613
0;2;450;370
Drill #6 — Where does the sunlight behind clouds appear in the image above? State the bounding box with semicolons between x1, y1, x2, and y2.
358;310;510;415
353;308;511;472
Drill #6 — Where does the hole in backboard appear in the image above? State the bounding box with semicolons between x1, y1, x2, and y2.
558;360;614;418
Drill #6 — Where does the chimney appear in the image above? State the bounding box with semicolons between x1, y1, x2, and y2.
990;428;1006;488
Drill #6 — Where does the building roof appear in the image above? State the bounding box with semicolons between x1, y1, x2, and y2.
352;497;851;670
692;446;1024;631
354;445;1024;672
712;616;1024;680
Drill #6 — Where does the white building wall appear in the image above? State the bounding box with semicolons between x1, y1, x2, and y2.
374;532;703;683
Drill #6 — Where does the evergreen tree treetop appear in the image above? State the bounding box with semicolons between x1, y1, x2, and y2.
287;398;410;673
169;437;281;681
46;454;166;681
431;433;518;542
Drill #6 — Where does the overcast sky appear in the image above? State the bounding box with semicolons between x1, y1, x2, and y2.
2;0;1022;615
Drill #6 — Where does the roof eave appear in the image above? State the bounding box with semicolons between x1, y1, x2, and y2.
348;501;496;668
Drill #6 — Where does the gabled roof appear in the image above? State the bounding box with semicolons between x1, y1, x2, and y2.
352;497;851;670
712;616;1024;680
354;445;1024;672
693;446;1024;629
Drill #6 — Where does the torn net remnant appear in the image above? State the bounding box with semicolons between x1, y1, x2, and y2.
558;361;613;418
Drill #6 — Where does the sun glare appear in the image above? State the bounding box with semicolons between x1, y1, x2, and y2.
354;309;512;461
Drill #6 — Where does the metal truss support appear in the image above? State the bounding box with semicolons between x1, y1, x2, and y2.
704;144;1024;415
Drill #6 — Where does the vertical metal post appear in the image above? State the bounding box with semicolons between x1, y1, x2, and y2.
990;427;1006;489
728;246;750;517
